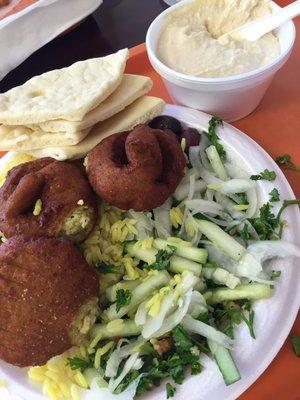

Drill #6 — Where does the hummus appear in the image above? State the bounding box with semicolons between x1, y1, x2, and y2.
157;0;280;78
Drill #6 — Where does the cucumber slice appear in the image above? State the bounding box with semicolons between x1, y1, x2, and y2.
91;319;141;340
153;238;208;264
208;340;241;385
105;280;140;302
105;270;170;320
126;242;202;276
203;267;241;289
206;145;229;181
196;219;246;261
207;283;273;304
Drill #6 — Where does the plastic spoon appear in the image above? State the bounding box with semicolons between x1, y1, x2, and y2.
219;0;300;42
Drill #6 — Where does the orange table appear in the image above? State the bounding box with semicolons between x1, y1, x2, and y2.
126;12;300;399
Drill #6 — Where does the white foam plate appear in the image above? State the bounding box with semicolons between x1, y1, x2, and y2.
0;105;299;400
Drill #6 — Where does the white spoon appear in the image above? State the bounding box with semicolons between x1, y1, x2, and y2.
219;0;300;42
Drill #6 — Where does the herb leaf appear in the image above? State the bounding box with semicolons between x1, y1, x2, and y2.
166;383;176;398
276;154;300;173
145;247;175;271
240;224;250;241
291;334;300;357
205;116;226;163
67;356;93;372
93;262;120;274
248;202;278;240
250;169;276;181
269;188;280;202
116;289;132;312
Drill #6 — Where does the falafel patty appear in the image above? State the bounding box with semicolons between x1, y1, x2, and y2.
0;158;98;242
0;235;99;367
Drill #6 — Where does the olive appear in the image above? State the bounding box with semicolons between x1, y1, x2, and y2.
180;127;201;153
148;115;183;137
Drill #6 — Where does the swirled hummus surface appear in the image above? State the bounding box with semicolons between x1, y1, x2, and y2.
157;0;280;78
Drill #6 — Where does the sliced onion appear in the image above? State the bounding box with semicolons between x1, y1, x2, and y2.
245;188;258;218
185;199;224;216
247;241;300;263
153;289;193;338
128;210;153;240
108;353;142;393
208;179;254;195
188;174;196;200
188;291;207;317
182;315;233;348
153;198;172;239
189;146;202;170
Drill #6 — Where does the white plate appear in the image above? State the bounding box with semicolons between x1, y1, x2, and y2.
0;105;299;400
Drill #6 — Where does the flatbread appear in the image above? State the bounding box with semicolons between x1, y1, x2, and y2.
0;124;91;151
0;49;128;125
26;74;153;134
24;96;165;161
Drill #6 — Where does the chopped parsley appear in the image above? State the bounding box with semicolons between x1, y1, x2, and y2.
291;334;300;357
276;154;300;173
213;301;255;339
269;188;280;202
67;356;94;372
250;169;276;181
240;224;250;241
270;270;281;280
93;262;120;274
116;289;132;312
166;383;176;398
145;247;175;271
248;202;278;240
205;116;226;163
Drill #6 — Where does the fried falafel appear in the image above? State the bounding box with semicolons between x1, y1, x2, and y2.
0;235;99;367
86;124;186;211
0;158;98;242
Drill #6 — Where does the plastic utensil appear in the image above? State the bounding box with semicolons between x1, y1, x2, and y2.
219;0;300;42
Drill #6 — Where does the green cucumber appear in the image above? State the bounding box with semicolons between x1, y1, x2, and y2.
105;280;140;302
105;270;170;320
153;238;208;264
208;340;241;385
91;319;141;340
206;145;229;181
206;283;273;304
126;242;202;276
196;219;246;261
203;267;241;289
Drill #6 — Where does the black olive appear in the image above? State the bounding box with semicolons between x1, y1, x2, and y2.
148;115;183;137
180;128;201;153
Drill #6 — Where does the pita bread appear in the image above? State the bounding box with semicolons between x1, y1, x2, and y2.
0;49;128;125
25;96;165;161
26;74;153;134
0;124;91;151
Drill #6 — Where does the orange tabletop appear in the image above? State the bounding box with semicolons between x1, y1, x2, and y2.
126;6;300;398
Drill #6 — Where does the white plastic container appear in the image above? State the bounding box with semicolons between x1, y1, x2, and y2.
146;0;296;122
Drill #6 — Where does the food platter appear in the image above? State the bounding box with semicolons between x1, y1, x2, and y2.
0;104;299;400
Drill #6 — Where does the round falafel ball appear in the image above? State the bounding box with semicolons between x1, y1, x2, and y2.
0;158;98;242
0;235;99;367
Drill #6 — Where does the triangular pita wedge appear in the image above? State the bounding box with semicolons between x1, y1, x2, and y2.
0;125;92;151
0;49;128;125
27;74;153;134
24;96;165;160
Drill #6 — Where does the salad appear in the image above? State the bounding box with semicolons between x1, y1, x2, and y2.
29;116;300;400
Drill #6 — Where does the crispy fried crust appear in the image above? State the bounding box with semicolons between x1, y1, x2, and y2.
0;235;99;367
87;124;186;211
0;158;98;241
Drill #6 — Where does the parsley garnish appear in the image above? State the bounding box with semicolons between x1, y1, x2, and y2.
291;334;300;357
205;116;226;163
116;289;132;312
67;356;93;372
276;154;300;173
203;261;219;268
166;383;176;398
248;202;278;240
240;224;250;241
93;262;120;274
269;188;280;202
145;247;175;270
270;270;281;280
250;169;276;181
213;301;255;339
